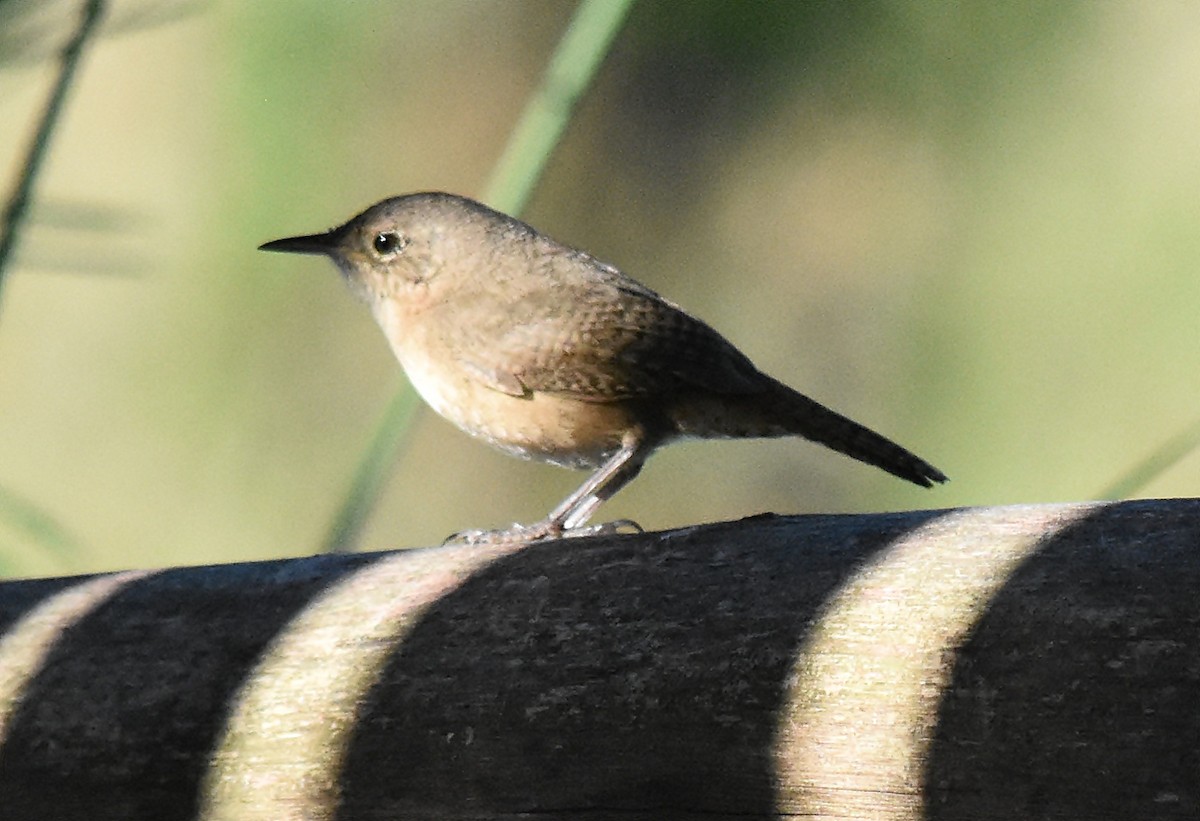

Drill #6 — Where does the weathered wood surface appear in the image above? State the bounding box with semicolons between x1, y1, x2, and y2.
0;499;1197;820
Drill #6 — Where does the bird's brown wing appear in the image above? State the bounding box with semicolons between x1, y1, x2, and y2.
459;271;767;402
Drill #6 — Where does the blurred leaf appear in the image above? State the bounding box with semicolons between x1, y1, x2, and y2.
32;199;145;232
0;0;79;66
0;482;81;564
1099;418;1200;501
0;0;203;66
16;246;148;277
16;199;149;276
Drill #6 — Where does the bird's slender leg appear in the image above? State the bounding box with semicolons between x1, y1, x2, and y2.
554;437;648;533
445;431;651;545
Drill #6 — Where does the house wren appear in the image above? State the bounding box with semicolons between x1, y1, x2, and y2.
260;192;946;542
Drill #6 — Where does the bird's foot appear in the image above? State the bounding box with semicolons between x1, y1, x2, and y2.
443;518;643;546
560;518;644;538
443;521;559;546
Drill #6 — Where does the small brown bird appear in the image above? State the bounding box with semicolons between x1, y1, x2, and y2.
261;193;946;542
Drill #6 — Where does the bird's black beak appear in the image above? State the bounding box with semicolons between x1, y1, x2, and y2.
258;231;339;256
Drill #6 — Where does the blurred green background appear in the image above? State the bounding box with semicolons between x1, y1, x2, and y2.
2;0;1199;576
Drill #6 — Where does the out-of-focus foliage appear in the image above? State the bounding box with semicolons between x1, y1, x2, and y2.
0;0;198;66
2;1;1199;575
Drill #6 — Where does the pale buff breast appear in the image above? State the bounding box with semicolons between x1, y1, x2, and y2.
370;296;635;469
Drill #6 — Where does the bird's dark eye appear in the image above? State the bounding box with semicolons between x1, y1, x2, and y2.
372;231;406;255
